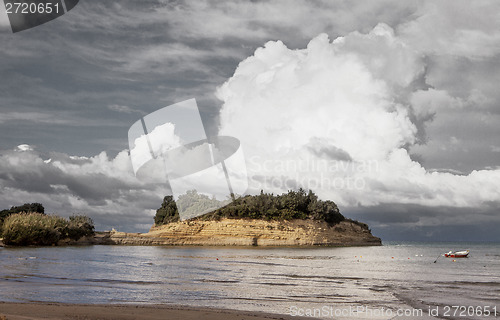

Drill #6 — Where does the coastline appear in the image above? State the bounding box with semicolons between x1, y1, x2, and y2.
0;302;311;320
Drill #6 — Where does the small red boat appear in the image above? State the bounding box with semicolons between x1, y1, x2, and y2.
444;250;469;258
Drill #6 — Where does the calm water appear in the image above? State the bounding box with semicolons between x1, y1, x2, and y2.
0;242;499;319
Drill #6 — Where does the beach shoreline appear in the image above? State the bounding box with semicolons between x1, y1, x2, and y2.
0;302;311;320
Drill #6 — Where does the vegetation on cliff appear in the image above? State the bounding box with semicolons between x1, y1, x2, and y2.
154;189;345;226
1;206;94;246
154;191;230;225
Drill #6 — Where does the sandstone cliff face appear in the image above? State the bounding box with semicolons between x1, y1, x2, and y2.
101;219;381;246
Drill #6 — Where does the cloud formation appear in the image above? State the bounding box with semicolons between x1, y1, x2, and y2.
398;1;500;59
0;145;166;232
217;24;500;214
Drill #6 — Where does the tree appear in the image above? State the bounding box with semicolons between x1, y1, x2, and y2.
154;196;179;226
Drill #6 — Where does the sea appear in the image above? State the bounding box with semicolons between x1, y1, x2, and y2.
0;242;499;319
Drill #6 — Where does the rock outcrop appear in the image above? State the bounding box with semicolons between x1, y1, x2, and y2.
96;219;381;246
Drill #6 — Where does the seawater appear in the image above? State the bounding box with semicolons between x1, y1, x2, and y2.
0;242;499;319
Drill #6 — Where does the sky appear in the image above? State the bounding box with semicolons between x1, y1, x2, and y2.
0;0;499;241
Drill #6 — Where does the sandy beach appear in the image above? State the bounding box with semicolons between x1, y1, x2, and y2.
0;303;310;320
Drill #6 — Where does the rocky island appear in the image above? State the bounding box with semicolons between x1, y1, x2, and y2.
0;190;381;247
99;189;381;247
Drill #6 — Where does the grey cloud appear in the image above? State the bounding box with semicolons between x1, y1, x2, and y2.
308;145;353;162
409;109;500;173
0;151;126;201
0;147;166;232
344;203;500;241
108;104;146;115
307;137;353;161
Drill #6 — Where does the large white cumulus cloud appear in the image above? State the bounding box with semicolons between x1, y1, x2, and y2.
217;23;500;209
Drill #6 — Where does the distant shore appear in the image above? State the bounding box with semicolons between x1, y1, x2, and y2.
0;302;310;320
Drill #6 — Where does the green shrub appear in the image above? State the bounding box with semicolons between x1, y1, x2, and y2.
2;212;94;246
154;189;345;226
67;215;95;240
0;203;44;230
199;189;344;224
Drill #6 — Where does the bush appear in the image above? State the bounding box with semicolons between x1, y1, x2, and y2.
2;212;94;246
67;215;95;240
199;189;344;224
154;189;345;226
0;203;44;230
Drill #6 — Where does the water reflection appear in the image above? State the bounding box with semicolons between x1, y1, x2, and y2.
0;244;499;318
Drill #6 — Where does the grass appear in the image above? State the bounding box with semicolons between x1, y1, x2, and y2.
1;212;94;246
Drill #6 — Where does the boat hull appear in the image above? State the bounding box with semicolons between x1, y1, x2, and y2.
444;250;469;258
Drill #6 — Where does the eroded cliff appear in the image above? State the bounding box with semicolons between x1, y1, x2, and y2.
101;219;381;246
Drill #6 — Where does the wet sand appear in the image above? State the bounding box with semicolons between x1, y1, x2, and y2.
0;302;309;320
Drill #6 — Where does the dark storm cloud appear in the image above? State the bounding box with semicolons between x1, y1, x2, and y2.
344;203;500;242
410;108;500;173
